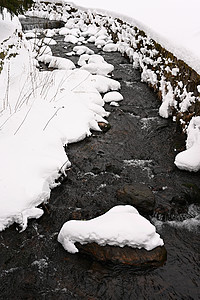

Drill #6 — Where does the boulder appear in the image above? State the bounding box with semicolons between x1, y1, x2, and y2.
76;242;167;268
116;183;155;215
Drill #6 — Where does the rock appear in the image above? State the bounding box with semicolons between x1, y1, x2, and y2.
76;242;167;268
116;183;155;215
98;122;111;133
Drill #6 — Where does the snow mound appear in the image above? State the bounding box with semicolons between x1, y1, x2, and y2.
80;62;114;76
79;54;114;76
103;91;123;103
64;35;79;44
175;116;200;172
73;45;94;55
91;75;120;93
58;205;164;253
103;43;118;52
38;54;75;70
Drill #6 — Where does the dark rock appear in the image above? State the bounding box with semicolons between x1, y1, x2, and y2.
98;122;111;133
76;242;167;268
154;201;188;222
116;183;155;215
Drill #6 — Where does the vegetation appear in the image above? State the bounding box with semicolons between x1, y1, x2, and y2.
0;0;33;16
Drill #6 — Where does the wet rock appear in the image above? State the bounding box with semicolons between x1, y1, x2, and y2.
116;183;155;215
98;122;111;133
76;242;167;268
154;199;188;222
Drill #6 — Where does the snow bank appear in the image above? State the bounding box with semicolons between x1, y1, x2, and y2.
58;205;164;253
0;13;123;231
72;0;200;75
175;116;200;172
0;9;21;43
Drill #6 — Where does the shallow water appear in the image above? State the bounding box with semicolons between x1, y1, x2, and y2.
0;17;199;299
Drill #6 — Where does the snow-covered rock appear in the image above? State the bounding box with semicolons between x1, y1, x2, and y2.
64;35;79;44
80;62;114;76
103;43;118;52
38;55;75;70
73;45;94;55
90;75;121;93
58;205;164;253
175;116;200;172
103;91;123;103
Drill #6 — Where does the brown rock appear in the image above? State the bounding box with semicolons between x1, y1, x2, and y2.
98;122;111;133
76;242;167;268
116;183;155;215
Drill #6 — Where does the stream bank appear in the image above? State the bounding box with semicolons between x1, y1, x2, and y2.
0;17;199;300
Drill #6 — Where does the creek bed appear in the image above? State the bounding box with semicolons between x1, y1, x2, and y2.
0;17;199;299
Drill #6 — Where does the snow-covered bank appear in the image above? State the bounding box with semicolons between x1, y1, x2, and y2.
72;0;200;75
26;1;200;172
0;14;122;230
0;0;199;232
58;205;164;253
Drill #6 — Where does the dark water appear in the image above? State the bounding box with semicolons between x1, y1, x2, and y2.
0;17;199;299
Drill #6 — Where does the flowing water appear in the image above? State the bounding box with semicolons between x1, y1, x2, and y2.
0;17;199;299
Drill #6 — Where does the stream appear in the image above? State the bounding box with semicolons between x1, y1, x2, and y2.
0;17;199;299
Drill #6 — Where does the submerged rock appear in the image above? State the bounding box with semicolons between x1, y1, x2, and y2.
117;183;155;215
76;242;167;267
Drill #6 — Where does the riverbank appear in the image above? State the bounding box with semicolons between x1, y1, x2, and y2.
0;15;199;298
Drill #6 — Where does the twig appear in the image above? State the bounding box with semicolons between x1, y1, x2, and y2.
70;72;91;91
43;106;64;131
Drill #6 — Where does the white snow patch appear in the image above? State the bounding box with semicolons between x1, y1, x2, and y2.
38;54;75;70
103;91;123;103
103;43;118;52
175;116;200;171
73;45;94;55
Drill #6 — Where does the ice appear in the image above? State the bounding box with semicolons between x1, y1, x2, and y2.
58;205;164;253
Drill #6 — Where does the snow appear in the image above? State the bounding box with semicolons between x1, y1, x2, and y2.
0;9;21;43
73;0;200;74
103;91;123;103
80;62;114;76
58;205;164;253
103;43;118;52
175;116;200;171
64;34;79;44
38;54;75;70
0;18;121;230
0;0;199;238
73;45;94;55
